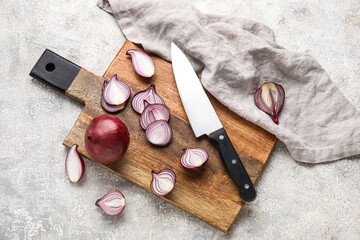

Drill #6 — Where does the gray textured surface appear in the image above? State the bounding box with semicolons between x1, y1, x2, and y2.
0;0;359;239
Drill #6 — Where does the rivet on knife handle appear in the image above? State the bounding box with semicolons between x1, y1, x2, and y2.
209;128;256;202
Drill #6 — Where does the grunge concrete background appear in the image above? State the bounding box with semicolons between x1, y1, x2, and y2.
0;0;359;239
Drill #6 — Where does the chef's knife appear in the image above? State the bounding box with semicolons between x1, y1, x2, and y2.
171;43;256;202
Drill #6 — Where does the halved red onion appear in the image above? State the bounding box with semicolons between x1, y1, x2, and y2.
103;74;131;106
65;144;85;183
146;120;172;146
126;49;155;78
95;190;126;216
150;169;176;197
131;85;165;114
180;148;208;170
140;101;170;129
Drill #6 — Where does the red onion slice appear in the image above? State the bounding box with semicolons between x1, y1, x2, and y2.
103;74;131;106
126;49;155;78
131;84;165;114
95;190;126;216
180;148;208;170
146;120;172;146
140;101;170;129
150;169;176;197
65;144;85;183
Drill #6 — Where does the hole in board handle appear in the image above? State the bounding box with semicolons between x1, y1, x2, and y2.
45;63;55;72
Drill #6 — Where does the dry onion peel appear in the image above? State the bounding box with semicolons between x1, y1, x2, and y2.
254;81;285;124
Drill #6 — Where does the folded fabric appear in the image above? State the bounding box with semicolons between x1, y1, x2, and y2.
98;0;360;163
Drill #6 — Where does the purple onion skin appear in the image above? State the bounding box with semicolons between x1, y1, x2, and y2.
85;115;130;164
102;80;108;91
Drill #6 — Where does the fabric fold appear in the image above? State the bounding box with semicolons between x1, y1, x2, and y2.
98;0;360;163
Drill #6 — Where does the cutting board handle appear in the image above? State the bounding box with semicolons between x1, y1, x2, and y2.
30;49;105;106
29;49;81;92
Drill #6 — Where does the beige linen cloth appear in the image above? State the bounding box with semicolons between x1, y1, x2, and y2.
98;0;360;163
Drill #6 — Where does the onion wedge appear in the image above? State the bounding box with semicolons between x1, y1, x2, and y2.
126;49;155;78
95;190;126;216
145;120;172;146
140;101;170;129
65;144;85;183
131;85;164;114
103;75;131;106
254;81;285;124
180;148;208;170
150;169;176;197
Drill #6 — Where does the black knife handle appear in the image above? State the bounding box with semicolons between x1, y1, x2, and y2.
209;128;256;202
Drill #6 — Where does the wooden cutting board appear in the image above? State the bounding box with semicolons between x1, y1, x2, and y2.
62;41;277;233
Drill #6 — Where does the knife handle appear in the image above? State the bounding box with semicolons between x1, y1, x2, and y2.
209;128;256;202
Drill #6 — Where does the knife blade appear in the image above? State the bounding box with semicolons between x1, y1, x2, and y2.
171;43;256;202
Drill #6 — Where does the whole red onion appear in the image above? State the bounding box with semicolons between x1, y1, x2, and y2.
85;115;130;164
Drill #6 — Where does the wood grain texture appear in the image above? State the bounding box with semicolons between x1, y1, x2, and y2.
63;41;277;233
